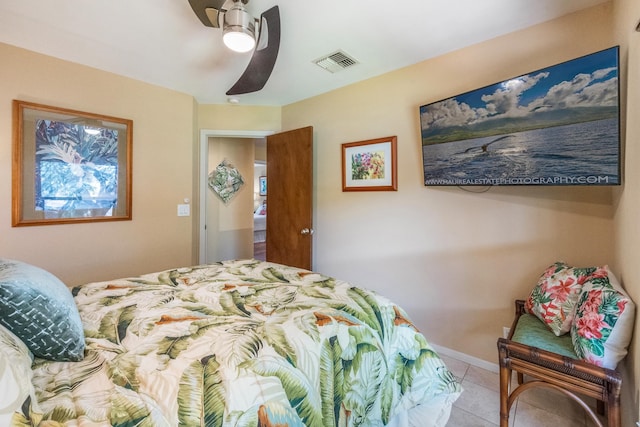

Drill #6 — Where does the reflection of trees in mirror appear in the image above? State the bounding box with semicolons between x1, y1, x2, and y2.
34;120;119;217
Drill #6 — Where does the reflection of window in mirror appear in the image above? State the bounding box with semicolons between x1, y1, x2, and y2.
36;122;119;218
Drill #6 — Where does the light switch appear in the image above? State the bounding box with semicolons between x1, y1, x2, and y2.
177;204;190;216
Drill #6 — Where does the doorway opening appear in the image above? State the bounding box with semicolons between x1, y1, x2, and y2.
253;156;267;261
198;129;274;265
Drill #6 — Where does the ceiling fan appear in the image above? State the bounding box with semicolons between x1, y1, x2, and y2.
188;0;281;96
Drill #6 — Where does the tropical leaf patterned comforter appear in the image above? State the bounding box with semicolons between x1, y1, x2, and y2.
16;260;461;427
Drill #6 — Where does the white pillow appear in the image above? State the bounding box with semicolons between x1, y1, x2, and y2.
0;324;37;424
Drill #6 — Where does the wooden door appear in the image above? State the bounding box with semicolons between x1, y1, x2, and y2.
266;126;313;270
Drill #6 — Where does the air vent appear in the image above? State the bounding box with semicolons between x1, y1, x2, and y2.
313;50;358;73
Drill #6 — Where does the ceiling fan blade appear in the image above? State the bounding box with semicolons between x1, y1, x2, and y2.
226;5;280;95
188;0;227;27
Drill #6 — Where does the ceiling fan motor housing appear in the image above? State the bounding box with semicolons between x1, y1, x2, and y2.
188;0;280;94
223;1;256;39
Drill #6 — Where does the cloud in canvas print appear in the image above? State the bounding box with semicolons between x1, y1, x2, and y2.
420;47;620;186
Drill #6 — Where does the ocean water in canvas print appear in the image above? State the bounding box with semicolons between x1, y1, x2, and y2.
420;47;620;186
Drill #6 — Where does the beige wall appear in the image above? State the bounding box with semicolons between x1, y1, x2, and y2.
1;2;637;423
613;0;640;421
0;42;196;285
284;2;616;360
284;2;640;422
197;104;280;131
283;4;639;422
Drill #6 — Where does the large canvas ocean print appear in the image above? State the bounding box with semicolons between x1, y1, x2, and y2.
420;47;620;186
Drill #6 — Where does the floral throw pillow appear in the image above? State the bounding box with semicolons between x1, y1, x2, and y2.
570;267;635;369
525;262;600;336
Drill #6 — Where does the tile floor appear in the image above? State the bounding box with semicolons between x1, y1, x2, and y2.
441;353;606;426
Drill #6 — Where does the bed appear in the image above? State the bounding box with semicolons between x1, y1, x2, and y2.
254;203;266;243
1;258;461;426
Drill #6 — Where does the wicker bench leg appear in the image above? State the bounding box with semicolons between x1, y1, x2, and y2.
498;353;512;427
607;393;621;427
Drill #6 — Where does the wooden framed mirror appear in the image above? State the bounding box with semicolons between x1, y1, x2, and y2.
12;100;132;226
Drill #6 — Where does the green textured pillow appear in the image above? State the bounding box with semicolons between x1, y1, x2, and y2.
0;259;85;361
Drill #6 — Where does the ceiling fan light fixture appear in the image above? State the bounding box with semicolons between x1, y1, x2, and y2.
223;2;256;53
223;30;255;53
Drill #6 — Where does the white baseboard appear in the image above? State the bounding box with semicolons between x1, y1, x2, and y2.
430;343;500;373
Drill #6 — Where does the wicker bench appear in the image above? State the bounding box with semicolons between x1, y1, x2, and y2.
497;299;622;427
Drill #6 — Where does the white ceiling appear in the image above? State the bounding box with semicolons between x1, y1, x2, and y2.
0;0;608;106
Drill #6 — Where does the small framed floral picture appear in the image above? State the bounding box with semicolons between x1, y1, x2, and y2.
341;136;397;191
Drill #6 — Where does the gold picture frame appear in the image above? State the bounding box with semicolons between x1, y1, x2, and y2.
12;100;133;226
341;136;397;191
